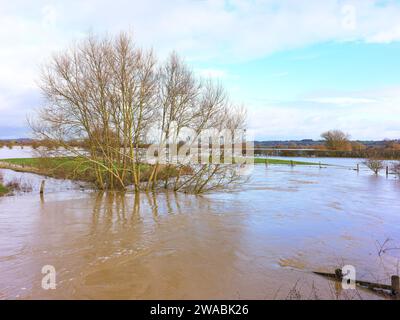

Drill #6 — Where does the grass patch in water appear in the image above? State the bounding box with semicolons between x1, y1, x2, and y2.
0;157;98;182
0;184;9;195
0;157;172;185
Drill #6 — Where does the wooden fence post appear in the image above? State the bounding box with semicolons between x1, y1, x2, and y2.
392;275;400;299
386;166;389;177
356;164;359;172
335;269;343;279
40;180;45;195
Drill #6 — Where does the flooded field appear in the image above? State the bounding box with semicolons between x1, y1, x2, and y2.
1;147;400;299
0;146;37;159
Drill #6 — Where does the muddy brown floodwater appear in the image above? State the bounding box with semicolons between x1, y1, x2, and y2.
1;150;400;299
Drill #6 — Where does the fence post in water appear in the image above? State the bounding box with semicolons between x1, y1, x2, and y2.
356;164;359;172
40;180;45;195
290;160;294;167
386;166;389;177
265;159;268;167
391;275;400;298
319;161;322;169
334;269;343;279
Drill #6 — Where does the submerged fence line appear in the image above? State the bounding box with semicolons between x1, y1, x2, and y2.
259;157;399;177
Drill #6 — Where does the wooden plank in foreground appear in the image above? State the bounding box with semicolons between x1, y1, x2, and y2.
313;269;399;298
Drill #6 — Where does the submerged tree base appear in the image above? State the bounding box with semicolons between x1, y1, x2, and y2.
0;157;195;191
0;156;320;194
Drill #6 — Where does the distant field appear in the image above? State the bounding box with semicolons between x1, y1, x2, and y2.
253;158;320;165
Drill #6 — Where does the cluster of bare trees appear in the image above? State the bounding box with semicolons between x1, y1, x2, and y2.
30;32;247;193
364;158;400;177
393;162;400;178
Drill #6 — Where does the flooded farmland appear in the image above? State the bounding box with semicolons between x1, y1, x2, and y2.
1;147;400;299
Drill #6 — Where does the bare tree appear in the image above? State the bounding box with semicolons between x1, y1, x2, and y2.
30;32;248;193
321;130;351;151
147;53;247;193
392;161;400;178
364;158;385;175
31;33;158;190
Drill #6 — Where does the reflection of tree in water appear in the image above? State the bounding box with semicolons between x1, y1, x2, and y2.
89;191;205;233
79;190;249;299
24;188;253;299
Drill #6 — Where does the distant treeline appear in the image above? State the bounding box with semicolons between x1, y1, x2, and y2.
253;131;400;159
254;139;395;148
254;138;400;159
255;148;400;159
2;137;400;159
0;139;33;149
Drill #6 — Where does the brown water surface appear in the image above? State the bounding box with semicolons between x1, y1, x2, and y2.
1;152;400;299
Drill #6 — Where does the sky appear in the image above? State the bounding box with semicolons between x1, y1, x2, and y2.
0;0;400;140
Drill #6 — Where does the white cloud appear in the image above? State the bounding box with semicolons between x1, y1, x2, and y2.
41;5;58;28
367;26;400;43
1;0;400;138
196;68;229;79
305;97;377;106
249;86;400;140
